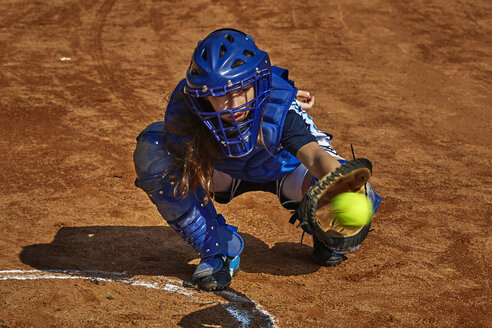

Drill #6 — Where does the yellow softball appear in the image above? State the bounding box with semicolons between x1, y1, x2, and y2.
331;192;373;227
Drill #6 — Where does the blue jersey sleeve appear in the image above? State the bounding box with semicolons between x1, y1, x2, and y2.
280;110;317;156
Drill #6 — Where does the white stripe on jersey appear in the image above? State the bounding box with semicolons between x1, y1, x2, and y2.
289;99;343;159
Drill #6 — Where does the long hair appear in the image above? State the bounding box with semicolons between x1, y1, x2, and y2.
164;91;268;205
164;97;222;205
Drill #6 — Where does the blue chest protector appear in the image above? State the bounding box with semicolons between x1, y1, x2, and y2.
164;66;301;182
214;67;301;181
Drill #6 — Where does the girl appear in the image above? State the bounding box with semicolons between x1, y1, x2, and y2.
134;28;381;291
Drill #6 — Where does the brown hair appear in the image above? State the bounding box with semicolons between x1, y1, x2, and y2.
163;91;267;204
164;102;222;205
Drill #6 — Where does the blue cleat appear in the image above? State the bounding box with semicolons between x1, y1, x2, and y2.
192;255;240;291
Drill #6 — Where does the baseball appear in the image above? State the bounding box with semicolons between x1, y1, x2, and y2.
331;192;373;227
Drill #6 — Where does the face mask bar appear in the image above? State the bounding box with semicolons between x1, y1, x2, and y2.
205;97;257;152
184;68;271;157
185;67;269;98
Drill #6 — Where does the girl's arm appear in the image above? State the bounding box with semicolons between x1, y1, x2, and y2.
296;142;341;180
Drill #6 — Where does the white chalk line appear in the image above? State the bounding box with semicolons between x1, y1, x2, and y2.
221;290;278;328
0;269;277;328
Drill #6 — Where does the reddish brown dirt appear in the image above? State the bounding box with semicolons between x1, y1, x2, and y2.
1;0;491;327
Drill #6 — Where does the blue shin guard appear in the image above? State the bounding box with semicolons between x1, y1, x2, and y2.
134;124;243;289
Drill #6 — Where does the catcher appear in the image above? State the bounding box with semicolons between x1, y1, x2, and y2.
133;28;381;291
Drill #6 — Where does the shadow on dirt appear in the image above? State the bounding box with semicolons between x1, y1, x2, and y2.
19;226;318;280
178;288;276;328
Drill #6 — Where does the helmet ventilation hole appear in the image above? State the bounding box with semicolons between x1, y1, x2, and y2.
225;34;234;43
243;50;254;57
201;48;207;61
219;44;227;58
231;59;245;68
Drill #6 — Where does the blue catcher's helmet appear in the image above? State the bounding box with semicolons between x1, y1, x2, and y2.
184;28;272;158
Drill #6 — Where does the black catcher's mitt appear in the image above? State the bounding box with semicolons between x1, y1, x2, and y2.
297;158;373;251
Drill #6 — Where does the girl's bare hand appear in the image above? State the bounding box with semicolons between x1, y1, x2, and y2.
296;90;314;111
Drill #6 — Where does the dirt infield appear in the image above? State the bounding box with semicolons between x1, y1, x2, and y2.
1;0;491;327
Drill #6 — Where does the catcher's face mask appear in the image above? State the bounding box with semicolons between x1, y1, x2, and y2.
184;28;272;158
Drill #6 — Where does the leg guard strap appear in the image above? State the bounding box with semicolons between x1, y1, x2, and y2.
167;208;243;258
